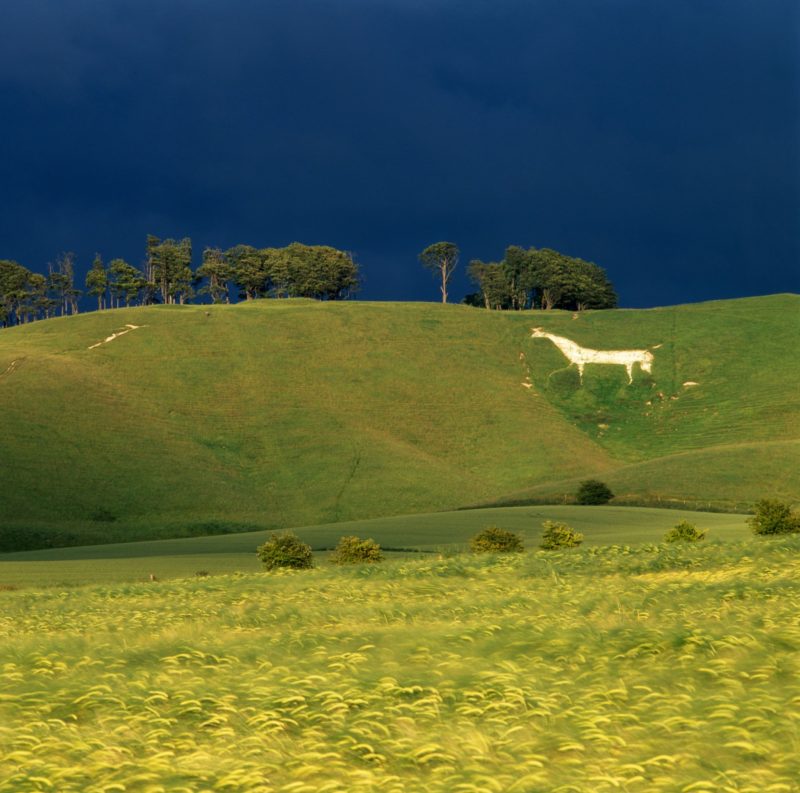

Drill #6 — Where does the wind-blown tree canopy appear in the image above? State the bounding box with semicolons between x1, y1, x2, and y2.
278;243;359;300
85;254;108;310
149;237;194;305
567;256;618;311
4;233;615;327
467;260;511;310
419;241;459;304
227;244;269;301
527;247;617;311
466;245;617;311
0;260;35;326
502;245;538;310
48;252;81;317
25;273;50;322
108;259;146;308
1;235;362;329
197;247;232;304
225;242;358;301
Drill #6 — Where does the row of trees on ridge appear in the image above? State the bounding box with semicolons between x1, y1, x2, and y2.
0;237;360;326
417;240;617;310
1;236;617;327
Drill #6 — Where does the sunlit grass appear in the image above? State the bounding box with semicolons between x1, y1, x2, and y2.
2;536;799;791
1;295;798;550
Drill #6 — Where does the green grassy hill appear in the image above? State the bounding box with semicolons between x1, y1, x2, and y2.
0;294;797;547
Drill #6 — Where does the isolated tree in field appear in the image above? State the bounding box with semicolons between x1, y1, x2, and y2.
470;526;524;553
256;531;314;570
576;479;614;505
419;241;459;303
85;254;108;310
664;521;706;543
540;520;583;550
748;499;799;535
331;536;384;564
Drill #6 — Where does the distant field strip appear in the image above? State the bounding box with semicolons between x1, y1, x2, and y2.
497;440;800;510
1;537;798;792
0;506;751;586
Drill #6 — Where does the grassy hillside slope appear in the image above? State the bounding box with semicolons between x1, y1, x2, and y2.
0;294;797;546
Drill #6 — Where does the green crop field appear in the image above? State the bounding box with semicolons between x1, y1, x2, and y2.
0;294;797;550
2;535;798;792
0;505;750;587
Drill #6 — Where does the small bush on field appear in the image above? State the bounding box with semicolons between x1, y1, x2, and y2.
331;535;383;564
664;520;706;543
90;508;117;523
194;570;210;577
470;526;524;554
256;531;313;570
576;479;614;505
748;499;800;536
540;520;583;550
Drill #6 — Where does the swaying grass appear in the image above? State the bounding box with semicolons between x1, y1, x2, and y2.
2;536;799;792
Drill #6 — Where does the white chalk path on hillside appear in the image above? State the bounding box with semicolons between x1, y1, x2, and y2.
88;324;145;349
531;327;658;385
0;359;22;377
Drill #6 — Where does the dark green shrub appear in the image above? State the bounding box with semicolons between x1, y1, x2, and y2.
664;520;706;543
331;535;384;564
576;479;614;505
540;520;583;550
256;531;313;570
470;526;524;554
748;499;800;536
90;508;117;522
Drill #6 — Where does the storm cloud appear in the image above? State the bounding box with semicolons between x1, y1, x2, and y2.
1;0;798;305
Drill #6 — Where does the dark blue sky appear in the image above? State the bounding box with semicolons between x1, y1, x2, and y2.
1;0;798;307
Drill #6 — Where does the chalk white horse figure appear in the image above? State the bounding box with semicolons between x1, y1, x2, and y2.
531;327;654;385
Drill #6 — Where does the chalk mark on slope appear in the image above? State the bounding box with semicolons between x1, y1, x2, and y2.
0;358;23;378
88;324;145;349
